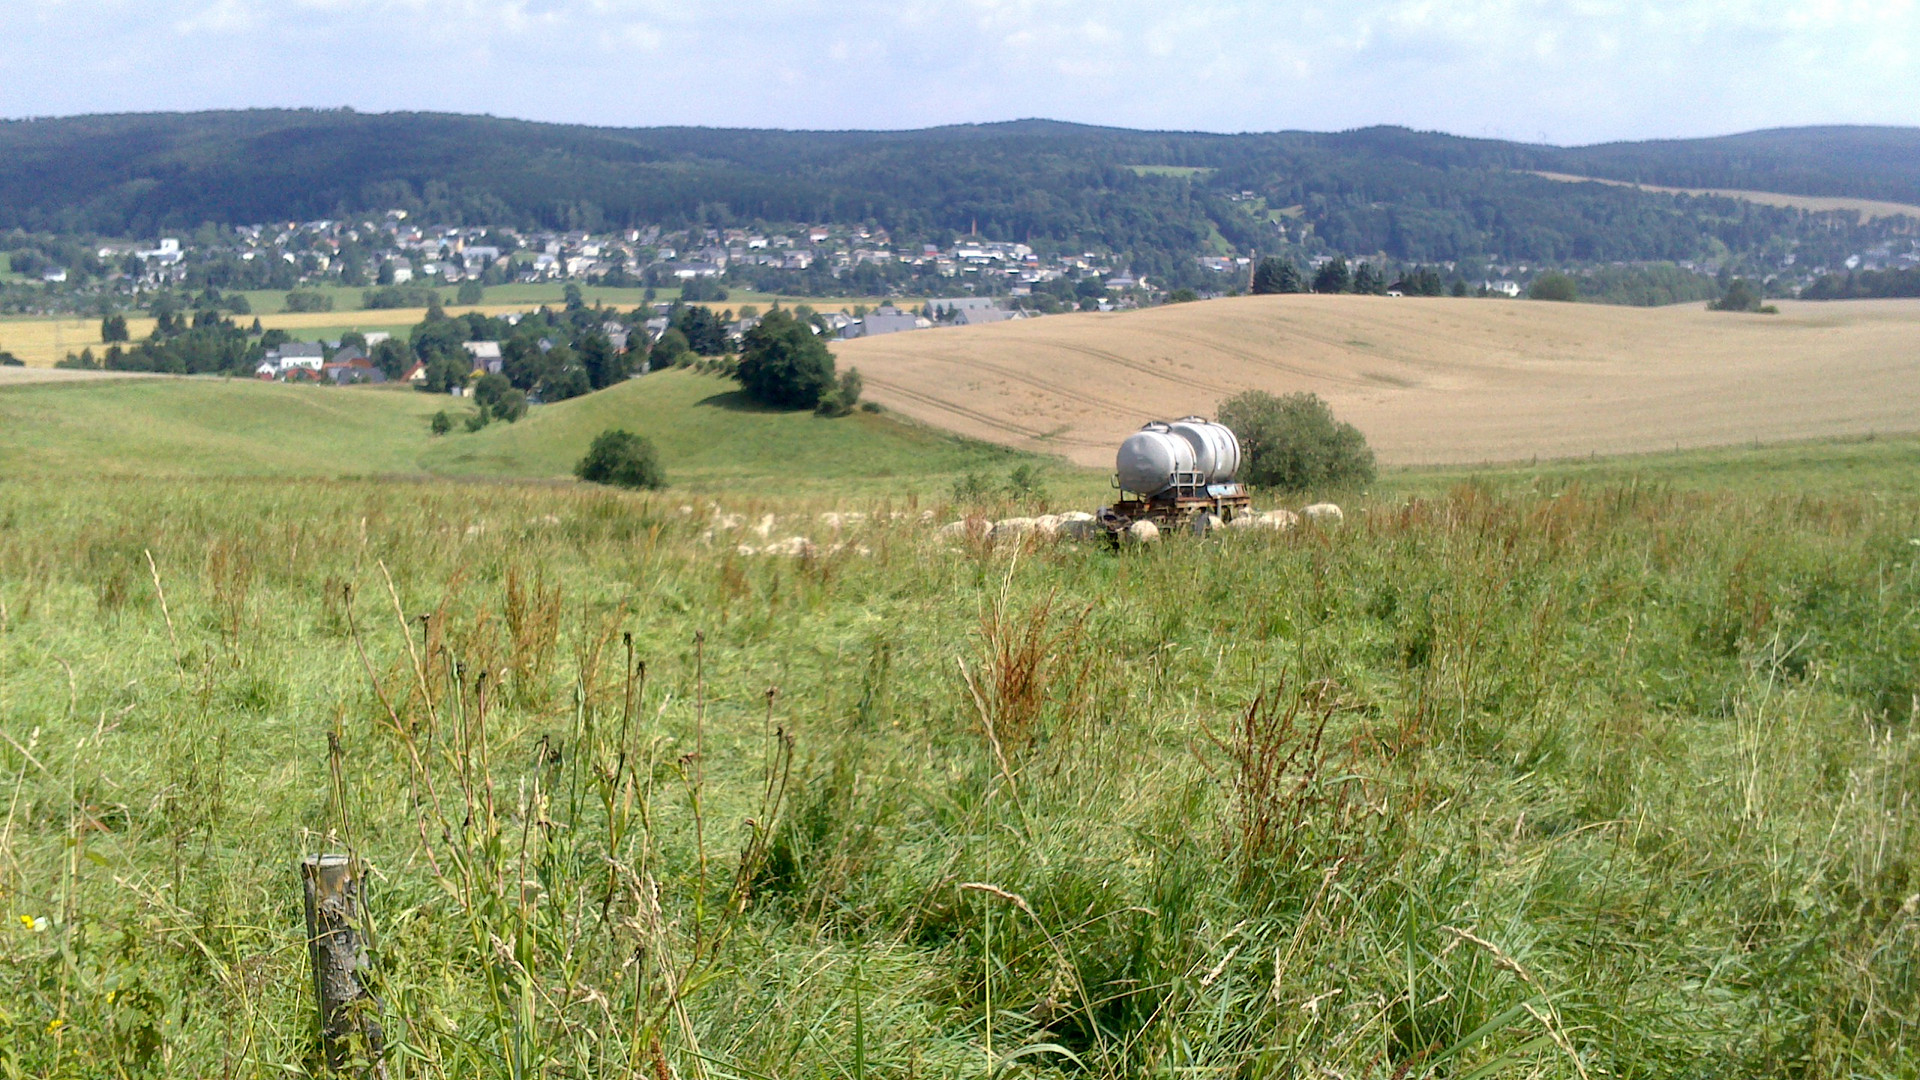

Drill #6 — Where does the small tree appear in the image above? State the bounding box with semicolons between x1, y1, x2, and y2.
737;309;835;409
1217;390;1375;493
1710;279;1763;312
430;410;453;436
1352;263;1385;295
1529;273;1578;302
575;429;665;490
457;280;485;305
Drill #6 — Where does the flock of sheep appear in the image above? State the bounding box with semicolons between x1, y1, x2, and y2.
690;502;1344;558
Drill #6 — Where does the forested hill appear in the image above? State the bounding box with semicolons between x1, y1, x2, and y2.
3;111;1917;282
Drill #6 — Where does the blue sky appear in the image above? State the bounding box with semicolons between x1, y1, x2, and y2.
2;1;1915;144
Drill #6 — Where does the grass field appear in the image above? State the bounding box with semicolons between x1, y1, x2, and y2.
838;293;1920;468
0;369;1043;497
1530;171;1920;223
0;415;1913;1076
0;366;1918;1076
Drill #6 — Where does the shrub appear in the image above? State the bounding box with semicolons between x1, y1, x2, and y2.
1005;463;1047;504
575;429;665;490
1710;279;1764;312
283;289;334;313
363;285;444;310
430;410;452;436
463;410;489;433
1217;390;1376;492
737;309;835;409
1529;272;1578;302
491;388;528;423
950;471;993;503
456;281;484;305
0;350;22;367
814;367;863;417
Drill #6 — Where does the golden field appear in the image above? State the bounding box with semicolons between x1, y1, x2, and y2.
836;294;1920;466
1531;171;1920;223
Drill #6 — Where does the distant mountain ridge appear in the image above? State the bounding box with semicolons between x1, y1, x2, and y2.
2;111;1915;283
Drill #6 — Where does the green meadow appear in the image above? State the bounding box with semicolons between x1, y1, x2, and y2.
0;372;1914;1077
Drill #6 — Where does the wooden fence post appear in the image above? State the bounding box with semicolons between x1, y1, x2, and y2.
302;854;385;1076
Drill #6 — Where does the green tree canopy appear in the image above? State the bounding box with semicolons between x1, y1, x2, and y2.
1251;257;1304;295
1217;390;1376;492
1312;257;1351;294
736;309;836;409
1529;272;1578;301
575;429;665;490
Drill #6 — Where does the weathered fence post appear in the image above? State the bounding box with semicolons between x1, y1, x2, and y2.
301;854;385;1077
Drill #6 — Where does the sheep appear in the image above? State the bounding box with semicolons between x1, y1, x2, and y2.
1127;519;1160;543
990;517;1037;542
1261;509;1301;531
1301;503;1344;525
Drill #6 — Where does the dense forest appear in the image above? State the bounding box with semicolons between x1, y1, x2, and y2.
1;112;1915;284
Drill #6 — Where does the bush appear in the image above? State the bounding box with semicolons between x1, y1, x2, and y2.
1710;279;1764;312
1217;390;1376;492
284;289;334;313
456;281;484;305
575;429;665;490
737;309;835;409
814;367;863;417
463;410;489;433
1005;463;1047;503
363;285;445;310
0;350;22;367
491;388;528;423
1529;272;1578;302
430;410;452;436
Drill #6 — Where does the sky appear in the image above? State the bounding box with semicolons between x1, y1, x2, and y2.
1;1;1915;145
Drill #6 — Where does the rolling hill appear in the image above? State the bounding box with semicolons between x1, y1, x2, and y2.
0;368;1027;492
3;112;1917;282
836;295;1920;467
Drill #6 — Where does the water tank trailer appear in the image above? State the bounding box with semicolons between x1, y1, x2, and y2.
1102;417;1253;533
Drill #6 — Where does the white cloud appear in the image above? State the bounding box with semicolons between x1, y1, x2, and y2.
0;0;1914;140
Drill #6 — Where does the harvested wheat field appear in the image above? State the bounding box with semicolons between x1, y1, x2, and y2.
837;295;1920;466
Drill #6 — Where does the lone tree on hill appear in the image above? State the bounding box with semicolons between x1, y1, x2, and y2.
1709;279;1764;312
575;429;665;490
1218;389;1375;492
1250;257;1304;294
736;309;836;409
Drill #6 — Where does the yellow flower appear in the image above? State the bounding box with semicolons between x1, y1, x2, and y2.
45;1017;63;1033
17;915;30;929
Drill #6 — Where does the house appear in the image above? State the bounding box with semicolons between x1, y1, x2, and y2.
322;357;385;385
463;341;503;374
955;307;1014;327
269;342;325;372
254;359;279;379
403;361;428;383
673;262;723;280
1486;280;1521;298
840;307;926;339
928;297;999;316
601;321;631;352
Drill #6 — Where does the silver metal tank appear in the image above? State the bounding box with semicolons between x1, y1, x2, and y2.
1116;422;1198;496
1169;417;1241;483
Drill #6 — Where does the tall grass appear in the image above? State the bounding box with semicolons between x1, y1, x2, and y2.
0;474;1913;1076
